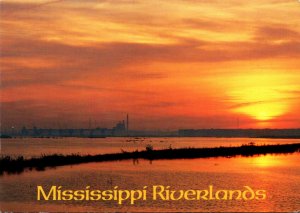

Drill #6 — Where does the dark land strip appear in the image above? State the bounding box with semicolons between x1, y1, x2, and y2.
1;143;299;175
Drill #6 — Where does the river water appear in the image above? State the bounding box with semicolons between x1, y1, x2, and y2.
0;137;299;212
1;137;299;157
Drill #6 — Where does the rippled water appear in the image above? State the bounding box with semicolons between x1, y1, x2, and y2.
0;138;299;212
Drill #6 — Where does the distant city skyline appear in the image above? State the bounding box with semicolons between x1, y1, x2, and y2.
1;0;300;130
3;123;300;138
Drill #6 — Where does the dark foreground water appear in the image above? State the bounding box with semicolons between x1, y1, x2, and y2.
0;137;299;212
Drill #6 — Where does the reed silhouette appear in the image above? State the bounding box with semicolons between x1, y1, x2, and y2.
1;143;299;175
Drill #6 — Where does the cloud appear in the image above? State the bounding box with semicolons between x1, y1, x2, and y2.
229;98;295;109
0;1;65;17
254;25;300;41
1;35;300;90
276;90;300;98
140;101;182;108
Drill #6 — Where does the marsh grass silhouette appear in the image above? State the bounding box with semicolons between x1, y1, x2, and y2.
1;143;299;175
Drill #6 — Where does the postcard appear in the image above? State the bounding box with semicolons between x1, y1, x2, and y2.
0;0;300;212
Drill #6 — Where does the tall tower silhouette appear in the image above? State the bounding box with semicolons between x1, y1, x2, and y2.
126;114;129;135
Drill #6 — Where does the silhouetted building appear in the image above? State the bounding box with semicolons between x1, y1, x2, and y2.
18;116;130;137
126;114;129;135
112;120;126;136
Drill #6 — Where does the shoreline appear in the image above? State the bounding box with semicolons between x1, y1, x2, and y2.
2;136;300;139
1;143;300;175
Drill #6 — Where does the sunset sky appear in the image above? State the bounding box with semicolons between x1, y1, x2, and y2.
1;0;300;130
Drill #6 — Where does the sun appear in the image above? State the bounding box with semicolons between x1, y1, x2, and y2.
254;110;278;121
236;103;285;121
228;73;290;121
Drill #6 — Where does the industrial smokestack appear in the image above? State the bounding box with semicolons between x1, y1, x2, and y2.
126;114;129;134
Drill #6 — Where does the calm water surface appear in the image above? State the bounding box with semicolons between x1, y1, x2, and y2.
0;137;299;212
1;137;299;157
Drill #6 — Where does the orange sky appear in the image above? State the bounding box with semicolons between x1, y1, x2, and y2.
1;0;300;130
